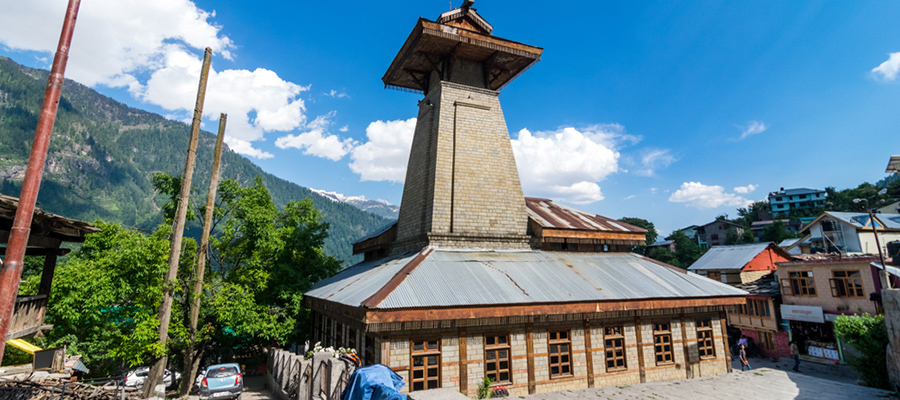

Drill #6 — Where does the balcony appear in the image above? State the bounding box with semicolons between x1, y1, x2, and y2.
8;295;52;340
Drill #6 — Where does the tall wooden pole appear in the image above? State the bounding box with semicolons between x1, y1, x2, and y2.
179;113;227;395
0;0;80;361
143;47;212;398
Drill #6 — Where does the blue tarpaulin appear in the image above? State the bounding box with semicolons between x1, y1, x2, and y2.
342;365;407;400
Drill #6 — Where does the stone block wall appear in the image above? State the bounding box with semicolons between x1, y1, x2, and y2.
392;80;530;254
378;313;731;398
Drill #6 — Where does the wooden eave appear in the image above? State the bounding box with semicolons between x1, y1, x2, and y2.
538;228;646;242
307;295;744;325
0;195;100;243
382;18;543;92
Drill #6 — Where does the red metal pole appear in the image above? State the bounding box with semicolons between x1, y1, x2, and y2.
0;0;81;360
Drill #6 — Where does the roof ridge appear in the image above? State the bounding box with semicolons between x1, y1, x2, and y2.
360;247;434;308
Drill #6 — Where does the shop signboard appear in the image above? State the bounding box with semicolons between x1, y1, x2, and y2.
780;305;824;323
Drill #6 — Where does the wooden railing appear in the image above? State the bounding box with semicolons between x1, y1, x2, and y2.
8;294;49;340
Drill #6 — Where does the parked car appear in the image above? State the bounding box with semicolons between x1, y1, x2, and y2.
199;363;243;400
124;367;181;390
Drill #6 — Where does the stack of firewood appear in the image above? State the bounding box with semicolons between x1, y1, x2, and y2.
0;379;141;400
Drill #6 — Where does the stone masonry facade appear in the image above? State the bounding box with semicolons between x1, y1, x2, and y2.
392;80;530;255
313;311;730;398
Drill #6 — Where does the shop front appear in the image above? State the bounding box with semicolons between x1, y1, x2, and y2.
781;305;843;364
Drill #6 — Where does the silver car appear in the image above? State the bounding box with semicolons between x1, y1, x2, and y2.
199;363;243;400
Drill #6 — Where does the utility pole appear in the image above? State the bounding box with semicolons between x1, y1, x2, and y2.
0;0;80;361
143;47;212;398
179;114;227;396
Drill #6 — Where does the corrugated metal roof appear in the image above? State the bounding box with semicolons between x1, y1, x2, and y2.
688;243;773;271
524;197;647;233
872;262;900;278
824;211;900;230
307;249;746;309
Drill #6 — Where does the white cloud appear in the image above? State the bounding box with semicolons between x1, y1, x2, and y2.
348;118;418;182
0;0;336;159
339;125;349;132
511;126;627;204
325;89;349;99
635;148;676;176
733;184;758;194
668;182;752;209
274;111;356;161
0;0;233;88
738;121;767;140
872;52;900;82
624;194;636;200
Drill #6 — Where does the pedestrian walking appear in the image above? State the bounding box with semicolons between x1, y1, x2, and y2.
739;344;751;371
790;341;801;372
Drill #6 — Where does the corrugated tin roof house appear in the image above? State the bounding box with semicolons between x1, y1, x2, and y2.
305;3;745;396
688;243;791;287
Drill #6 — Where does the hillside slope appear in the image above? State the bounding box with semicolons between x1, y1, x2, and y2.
0;56;386;264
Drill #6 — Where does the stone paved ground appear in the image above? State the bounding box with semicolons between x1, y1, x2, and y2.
517;368;894;400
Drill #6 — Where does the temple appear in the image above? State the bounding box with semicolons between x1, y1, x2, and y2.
305;2;745;396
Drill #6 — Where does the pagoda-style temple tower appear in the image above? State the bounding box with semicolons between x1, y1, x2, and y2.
307;3;745;396
383;2;542;254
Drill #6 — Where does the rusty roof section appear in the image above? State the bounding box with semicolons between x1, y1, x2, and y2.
525;197;647;234
0;194;101;243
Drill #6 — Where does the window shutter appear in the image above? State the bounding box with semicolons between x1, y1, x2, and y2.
780;279;793;296
829;278;840;297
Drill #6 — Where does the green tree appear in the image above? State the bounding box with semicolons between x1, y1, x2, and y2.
618;217;657;254
647;246;679;268
759;220;798;243
834;314;889;389
724;229;755;245
668;231;705;269
736;201;771;227
208;177;342;344
42;221;192;375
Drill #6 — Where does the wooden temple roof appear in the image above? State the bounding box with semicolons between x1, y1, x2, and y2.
382;17;543;92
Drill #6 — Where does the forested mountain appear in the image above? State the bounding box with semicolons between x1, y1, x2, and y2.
0;56;387;264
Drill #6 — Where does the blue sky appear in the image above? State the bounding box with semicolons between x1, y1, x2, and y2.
1;0;899;235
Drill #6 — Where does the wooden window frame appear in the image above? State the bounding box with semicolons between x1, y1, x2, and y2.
706;271;722;282
695;320;715;359
653;322;674;365
548;330;573;378
484;334;512;384
604;326;627;372
410;339;441;392
786;271;817;297
830;270;865;299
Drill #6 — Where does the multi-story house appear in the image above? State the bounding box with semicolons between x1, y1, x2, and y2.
689;244;793;359
768;188;826;217
777;255;899;364
727;274;789;359
696;220;744;248
688;243;791;286
800;211;900;255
